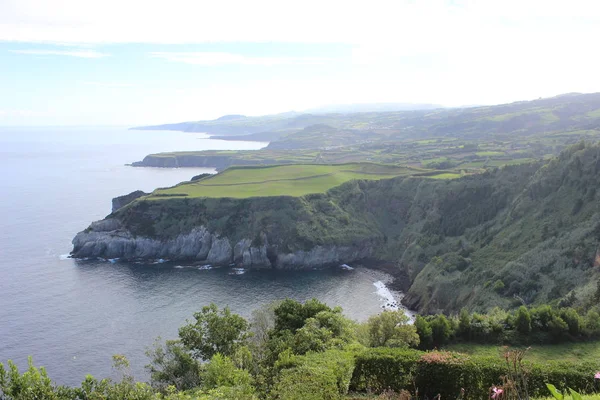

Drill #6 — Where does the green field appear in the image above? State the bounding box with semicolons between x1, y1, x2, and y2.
476;151;505;157
446;342;600;364
427;172;462;179
149;163;428;199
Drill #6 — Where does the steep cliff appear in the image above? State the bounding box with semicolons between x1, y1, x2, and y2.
72;193;381;269
73;143;600;314
112;190;148;213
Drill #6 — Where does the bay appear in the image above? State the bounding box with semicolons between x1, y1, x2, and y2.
0;126;402;386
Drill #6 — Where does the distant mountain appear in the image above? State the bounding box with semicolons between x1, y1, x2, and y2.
132;93;600;143
215;114;248;121
304;103;444;114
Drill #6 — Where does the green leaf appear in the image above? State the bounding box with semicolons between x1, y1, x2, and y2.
546;383;564;400
568;388;583;400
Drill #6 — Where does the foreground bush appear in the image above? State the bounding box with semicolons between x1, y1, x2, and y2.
350;348;599;399
272;349;355;400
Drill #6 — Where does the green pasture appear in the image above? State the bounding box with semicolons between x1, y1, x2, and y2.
446;342;600;364
149;163;426;199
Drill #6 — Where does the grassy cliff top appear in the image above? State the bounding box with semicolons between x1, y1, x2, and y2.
148;163;456;199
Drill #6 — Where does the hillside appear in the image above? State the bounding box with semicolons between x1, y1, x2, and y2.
131;92;600;171
74;143;600;315
134;93;600;141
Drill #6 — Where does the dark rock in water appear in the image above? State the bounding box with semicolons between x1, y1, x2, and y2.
111;190;148;213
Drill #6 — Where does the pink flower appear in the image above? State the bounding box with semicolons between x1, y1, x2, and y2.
491;386;504;400
594;371;600;379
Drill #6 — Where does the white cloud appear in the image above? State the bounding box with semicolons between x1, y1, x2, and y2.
0;109;47;118
0;0;596;46
81;81;134;88
149;52;330;66
10;49;108;58
3;0;600;125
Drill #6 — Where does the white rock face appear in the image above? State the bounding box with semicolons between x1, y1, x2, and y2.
71;219;373;269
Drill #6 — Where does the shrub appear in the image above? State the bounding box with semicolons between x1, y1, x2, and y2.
414;315;433;350
430;315;452;347
145;339;202;392
367;311;419;348
349;348;598;399
350;348;421;392
273;350;354;400
515;306;532;335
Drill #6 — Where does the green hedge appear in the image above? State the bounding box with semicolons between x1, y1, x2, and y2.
350;348;421;392
350;348;599;399
273;349;355;400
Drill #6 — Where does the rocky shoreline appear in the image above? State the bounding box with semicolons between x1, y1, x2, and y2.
71;218;375;270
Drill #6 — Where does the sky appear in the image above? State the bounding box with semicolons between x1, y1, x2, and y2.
1;0;600;126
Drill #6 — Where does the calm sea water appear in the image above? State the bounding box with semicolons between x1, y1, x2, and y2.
0;126;402;386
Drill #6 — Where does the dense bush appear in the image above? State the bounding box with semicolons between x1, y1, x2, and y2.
272;349;355;400
350;348;421;392
350;348;599;399
415;305;600;349
4;300;600;400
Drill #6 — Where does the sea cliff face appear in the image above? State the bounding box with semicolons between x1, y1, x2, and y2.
71;219;374;269
71;145;600;313
112;190;148;213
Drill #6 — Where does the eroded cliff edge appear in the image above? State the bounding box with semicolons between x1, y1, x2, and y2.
72;144;600;314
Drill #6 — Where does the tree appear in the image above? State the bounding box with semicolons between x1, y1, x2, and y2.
458;308;471;339
584;309;600;336
367;311;419;348
0;357;77;400
145;339;202;392
560;308;583;336
292;318;333;354
430;315;452;347
202;354;253;390
273;298;331;335
414;315;433;350
179;303;250;361
515;306;532;335
548;315;569;341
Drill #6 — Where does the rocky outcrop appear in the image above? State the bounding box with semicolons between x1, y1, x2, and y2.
71;219;373;269
130;154;243;169
111;190;148;213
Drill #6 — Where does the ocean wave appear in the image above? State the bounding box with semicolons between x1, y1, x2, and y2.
229;268;246;275
373;280;399;311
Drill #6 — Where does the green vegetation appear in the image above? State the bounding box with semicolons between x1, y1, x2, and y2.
446;342;600;364
148;164;427;199
5;300;600;400
412;305;600;349
133;93;600;172
107;142;600;315
426;172;462;179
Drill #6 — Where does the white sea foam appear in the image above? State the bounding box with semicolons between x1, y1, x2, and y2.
229;268;246;275
174;265;185;269
198;265;213;270
373;280;399;311
59;254;70;260
373;280;415;321
339;264;354;270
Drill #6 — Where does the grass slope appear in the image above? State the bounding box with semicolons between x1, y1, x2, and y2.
446;342;600;364
149;163;431;199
